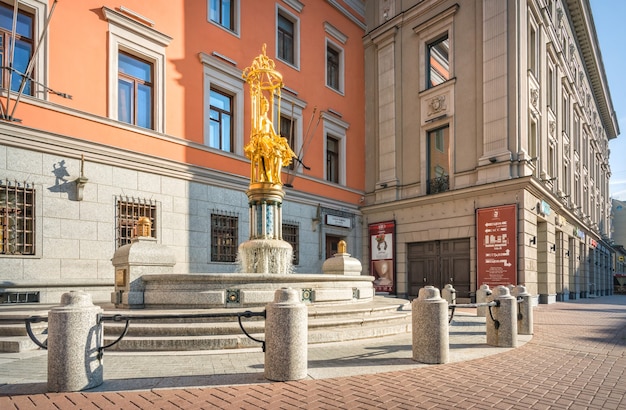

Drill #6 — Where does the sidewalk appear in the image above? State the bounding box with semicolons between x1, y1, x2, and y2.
1;296;625;409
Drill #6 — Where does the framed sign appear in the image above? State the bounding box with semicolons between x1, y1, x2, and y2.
477;205;517;288
369;221;395;293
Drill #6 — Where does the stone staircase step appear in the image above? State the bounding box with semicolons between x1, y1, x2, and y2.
1;297;412;352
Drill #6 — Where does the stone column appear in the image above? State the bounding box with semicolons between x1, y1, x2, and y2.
486;286;518;348
512;285;533;335
476;284;492;317
412;286;449;364
265;288;308;381
48;291;103;392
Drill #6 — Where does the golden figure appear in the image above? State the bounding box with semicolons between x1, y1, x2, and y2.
243;44;296;185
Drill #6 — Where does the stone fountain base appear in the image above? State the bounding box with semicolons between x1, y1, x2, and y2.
138;273;375;309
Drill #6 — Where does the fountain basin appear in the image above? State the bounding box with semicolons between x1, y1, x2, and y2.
140;273;375;309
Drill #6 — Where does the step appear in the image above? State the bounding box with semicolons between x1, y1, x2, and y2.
0;297;411;352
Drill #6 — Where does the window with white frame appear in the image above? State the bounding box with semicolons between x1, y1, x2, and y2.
276;7;299;68
322;112;348;185
0;0;46;99
199;52;244;155
103;7;171;133
208;0;239;34
528;17;539;77
562;91;570;138
208;87;233;151
547;62;556;111
118;52;153;129
326;40;344;93
278;92;306;173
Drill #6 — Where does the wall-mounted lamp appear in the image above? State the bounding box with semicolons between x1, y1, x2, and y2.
73;154;88;201
541;176;558;183
550;243;556;251
565;250;570;256
529;236;536;245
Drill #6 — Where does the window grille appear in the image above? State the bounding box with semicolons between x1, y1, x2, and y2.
282;223;299;265
116;198;156;247
0;181;34;255
211;212;238;262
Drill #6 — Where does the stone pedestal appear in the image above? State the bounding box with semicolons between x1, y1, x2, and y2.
486;286;518;348
441;284;456;305
265;288;308;381
111;237;176;308
322;240;362;276
476;284;492;317
48;291;103;392
412;286;449;364
512;285;533;335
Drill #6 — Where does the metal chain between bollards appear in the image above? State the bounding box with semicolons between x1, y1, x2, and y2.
25;316;48;349
97;310;267;358
13;310;267;356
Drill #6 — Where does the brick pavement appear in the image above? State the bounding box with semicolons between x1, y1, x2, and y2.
0;296;624;409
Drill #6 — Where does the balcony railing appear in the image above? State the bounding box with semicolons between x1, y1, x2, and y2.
428;175;450;194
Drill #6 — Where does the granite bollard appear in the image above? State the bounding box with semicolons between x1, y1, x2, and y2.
476;284;492;317
264;288;308;381
441;284;456;305
412;286;449;364
512;285;533;335
48;291;103;392
486;286;518;348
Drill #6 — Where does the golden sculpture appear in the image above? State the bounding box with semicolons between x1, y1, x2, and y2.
243;44;296;185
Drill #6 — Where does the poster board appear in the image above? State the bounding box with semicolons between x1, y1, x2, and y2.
369;221;395;293
477;205;517;288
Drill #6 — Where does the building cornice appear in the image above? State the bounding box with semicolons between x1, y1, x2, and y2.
566;0;619;138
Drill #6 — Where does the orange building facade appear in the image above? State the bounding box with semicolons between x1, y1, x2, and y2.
0;0;365;303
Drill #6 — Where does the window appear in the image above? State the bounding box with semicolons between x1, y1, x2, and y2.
116;198;156;248
326;135;339;183
427;35;449;88
427;126;450;194
528;22;538;76
209;88;233;151
277;8;299;67
326;41;344;93
104;7;171;133
280;115;295;170
200;53;244;154
0;3;33;95
211;213;238;262
209;0;235;32
282;223;299;265
118;52;153;129
547;63;556;111
322;112;348;185
562;92;570;137
0;181;34;255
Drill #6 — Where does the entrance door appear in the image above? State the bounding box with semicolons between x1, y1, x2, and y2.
407;239;470;299
325;235;344;259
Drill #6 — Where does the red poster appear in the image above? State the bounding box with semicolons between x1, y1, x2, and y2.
477;205;517;288
368;221;395;294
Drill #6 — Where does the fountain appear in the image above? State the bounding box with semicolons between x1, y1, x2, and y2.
238;44;295;275
110;46;378;310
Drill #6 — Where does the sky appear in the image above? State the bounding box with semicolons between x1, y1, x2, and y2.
589;0;626;201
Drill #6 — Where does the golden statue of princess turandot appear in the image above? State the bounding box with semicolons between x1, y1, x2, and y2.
243;44;296;186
